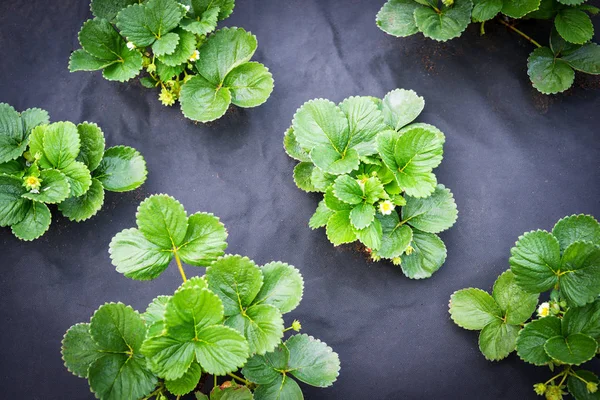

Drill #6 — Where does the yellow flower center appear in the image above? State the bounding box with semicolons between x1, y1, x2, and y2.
27;176;40;186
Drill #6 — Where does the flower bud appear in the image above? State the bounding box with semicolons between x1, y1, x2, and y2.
587;382;598;394
533;383;546;395
292;319;302;332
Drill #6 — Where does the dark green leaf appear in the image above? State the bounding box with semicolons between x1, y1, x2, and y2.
93;145;147;192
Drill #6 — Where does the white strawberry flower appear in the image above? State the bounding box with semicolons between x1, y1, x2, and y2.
537;302;550;317
378;200;394;215
189;50;200;62
126;41;136;50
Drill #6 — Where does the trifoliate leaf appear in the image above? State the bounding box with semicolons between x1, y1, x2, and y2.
93;145;147;192
116;0;184;47
253;375;303;400
254;262;304;314
177;212;228;266
355;218;383;250
527;47;575;94
293;162;318;192
180;75;232;122
223;62;274;108
478;319;520;361
333;175;364;205
552;214;600;253
492;270;539;325
136;194;188;249
562;300;600;343
567;370;600;400
509;230;561;293
283;127;311;163
414;0;473;42
350;203;376;230
401;230;447;279
225;303;284;355
242;343;289;384
471;0;502;21
152;32;180;57
76;122;105;172
309;200;335;230
554;9;594;44
110;228;174;280
502;0;541;18
20;107;49;135
165;362;202;396
11;201;51;241
22;169;70;204
57;178;105;222
42;121;80;170
562;43;600;74
61;161;92;197
364;177;386;204
559;241;600;307
339;96;387;156
544;333;597;365
402;184;457;233
376;211;413;259
326;210;357;245
0;103;27;164
91;0;138;22
285;334;340;387
157;28;197;67
180;6;220;35
211;383;254;400
61;323;102;379
449;288;502;330
382;89;425;131
376;0;420;37
516;316;561;365
0;174;29;226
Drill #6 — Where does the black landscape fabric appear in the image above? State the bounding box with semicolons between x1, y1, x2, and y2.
1;0;599;399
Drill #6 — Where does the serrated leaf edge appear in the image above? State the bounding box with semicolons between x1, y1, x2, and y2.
259;261;305;315
61;322;94;379
448;287;499;330
286;333;341;387
527;47;575;95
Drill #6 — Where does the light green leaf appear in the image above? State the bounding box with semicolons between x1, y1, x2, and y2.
478;319;520;361
180;74;232;122
109;228;174;280
61;161;92;197
555;9;594;44
42;122;80;169
355;218;383;250
68;49;117;72
101;46;144;82
545;333;597;365
11;201;51;241
283;127;311;163
20;107;49;135
22;169;70;204
311;167;336;191
309;200;335;230
88;354;157;400
254;375;303;400
293;162;317;192
414;0;473;42
165;362;201;396
116;0;184;47
180;6;220;35
152;32;180;57
492;270;538;325
376;211;413;259
0;175;29;226
57;178;105;222
91;0;138;22
254;262;304;314
324;186;352;211
142;336;196;380
242;344;289;385
211;382;255;400
310;144;360;175
401;230;446;279
93;145;147;192
286;334;340;387
449;288;502;330
559;241;600;307
502;0;541;18
136;194;188;249
509;230;561;293
225;304;284;355
28;125;51;168
193;325;250;375
143;295;171;327
471;0;502;21
562;300;600;343
224;62;274;108
326;210;357;245
350;203;375;229
516;316;562;365
562;43;600;75
76;122;105;172
568;370;600;400
292;99;350;155
157;28;197;67
0;103;26;164
206;255;263;316
552;214;600;253
156;60;185;82
177;212;228;266
402;184;457;233
363;177;386;204
527;47;574;94
376;0;420;37
90;303;147;352
332;175;363;205
339;96;386;156
61;323;102;378
165;285;223;333
382;89;424;131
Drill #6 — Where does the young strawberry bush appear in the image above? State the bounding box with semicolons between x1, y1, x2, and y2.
0;103;146;241
284;89;458;279
70;0;274;122
449;214;600;400
376;0;600;94
62;194;340;400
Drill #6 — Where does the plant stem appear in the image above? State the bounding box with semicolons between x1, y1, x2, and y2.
480;21;486;36
214;374;218;387
174;251;187;282
227;372;251;385
497;19;542;48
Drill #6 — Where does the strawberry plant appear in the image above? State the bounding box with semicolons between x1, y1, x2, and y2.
376;0;600;94
0;103;146;240
62;194;340;400
70;0;274;122
449;214;600;399
284;89;458;279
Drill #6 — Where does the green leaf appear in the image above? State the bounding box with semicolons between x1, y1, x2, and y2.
526;0;559;19
562;300;600;343
471;0;502;21
11;201;51;241
116;0;184;47
502;0;541;18
376;211;413;259
555;9;594;44
326;210;357;245
28;125;51;168
309;200;335;229
142;336;196;380
195;27;257;85
93;145;146;192
158;29;197;67
516;316;561;365
165;362;201;396
177;212;228;266
0;103;27;164
401;230;447;279
152;32;180;57
0;175;28;226
492;270;539;325
166;286;224;334
509;230;561;293
562;43;600;74
559;241;600;307
568;370;600;400
179;74;232;122
363;177;386;204
376;0;420;37
91;0;138;22
68;49;117;72
156;60;185;82
61;161;92;197
414;0;473;42
552;214;600;253
61;323;102;379
382;89;424;131
76;122;105;172
355;218;383;250
180;6;220;35
211;382;255;400
478;319;520;361
57;178;105;222
254;262;304;314
206;255;263;315
339;96;386;156
545;333;597;365
193;325;250;376
402;184;457;233
449;288;502;330
143;295;171;326
242;343;289;384
22;169;70;204
285;334;340;387
225;303;284;355
527;47;575;94
283;127;311;163
102;46;144;82
332;175;363;205
90;303;147;352
0;160;25;176
88;354;156;400
311;167;336;191
350;203;375;229
20;107;49;135
253;375;303;400
42;121;80;169
136;194;188;249
293;162;318;192
310;144;360;175
223;62;274;108
324;186;352;211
